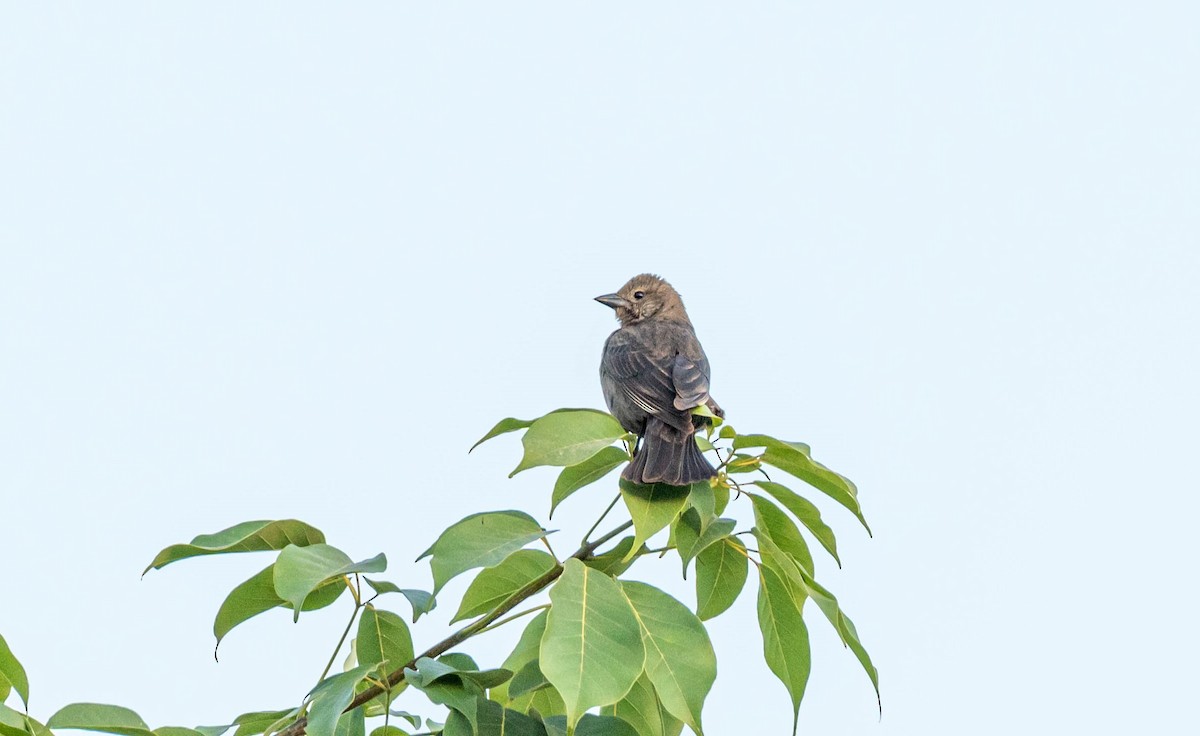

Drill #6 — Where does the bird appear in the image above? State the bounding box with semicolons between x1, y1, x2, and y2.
596;274;724;486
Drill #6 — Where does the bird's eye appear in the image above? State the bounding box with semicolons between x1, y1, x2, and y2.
634;291;645;300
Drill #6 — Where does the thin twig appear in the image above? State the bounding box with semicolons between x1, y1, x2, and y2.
713;446;731;470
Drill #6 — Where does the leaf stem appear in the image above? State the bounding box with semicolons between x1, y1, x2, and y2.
317;593;363;683
642;545;675;555
472;603;551;636
581;494;621;546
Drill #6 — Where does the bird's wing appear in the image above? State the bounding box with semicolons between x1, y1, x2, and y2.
603;328;711;424
601;331;680;420
671;352;712;411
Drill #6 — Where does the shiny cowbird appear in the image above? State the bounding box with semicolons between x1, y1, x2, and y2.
596;274;723;486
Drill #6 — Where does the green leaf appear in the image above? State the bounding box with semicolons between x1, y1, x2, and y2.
734;435;869;534
143;520;325;574
672;509;701;570
47;704;153;736
154;728;227;736
452;550;557;623
441;712;471;736
214;564;346;651
725;454;762;475
470;417;536;453
418;511;549;594
0;635;29;709
755;515;875;707
539;560;645;730
500;611;548;669
356;607;414;697
551;446;628;517
331;709;362;736
473;701;547;736
438;651;478;673
261;710;303;736
399;590;435;622
838;611;880;710
755;481;840;567
516;688;565;721
600;675;681;736
542;714;639;736
694;517;736;558
748;494;814;575
619;582;716;733
582;537;639;577
492;612;550;704
491;607;566;719
752;530;806;600
756;565;811;736
154;728;208;736
306;666;376;736
734;434;809;455
361;579;437;622
369;718;420;736
0;704;28;736
361;577;400;595
230;710;295;736
694;537;748;621
23;716;52;736
688;483;716;523
403;658;510;730
273;545;386;621
402;592;436;623
507;685;566;720
405;657;512;691
689;403;722;425
509;411;626;477
577;715;639;736
474;409;621;454
712;484;730;517
618;480;691;561
506;659;550;700
778;564;880;709
673;511;736;577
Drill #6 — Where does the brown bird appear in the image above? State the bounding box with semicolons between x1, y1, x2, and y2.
596;274;723;486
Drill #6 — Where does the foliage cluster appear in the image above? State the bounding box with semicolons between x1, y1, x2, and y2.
1;408;876;736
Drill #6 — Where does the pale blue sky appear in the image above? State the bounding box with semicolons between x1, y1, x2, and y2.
2;3;1197;734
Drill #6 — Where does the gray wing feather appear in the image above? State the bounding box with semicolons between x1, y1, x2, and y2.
671;353;711;411
602;329;698;433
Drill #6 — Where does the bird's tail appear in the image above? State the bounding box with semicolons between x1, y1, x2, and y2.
623;417;715;486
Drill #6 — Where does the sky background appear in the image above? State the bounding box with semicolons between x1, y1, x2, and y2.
2;3;1198;734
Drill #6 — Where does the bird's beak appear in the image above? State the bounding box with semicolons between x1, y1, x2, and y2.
595;293;631;310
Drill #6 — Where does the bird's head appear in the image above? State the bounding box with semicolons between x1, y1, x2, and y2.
595;274;690;327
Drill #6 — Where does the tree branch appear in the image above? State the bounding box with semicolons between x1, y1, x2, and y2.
275;520;633;736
